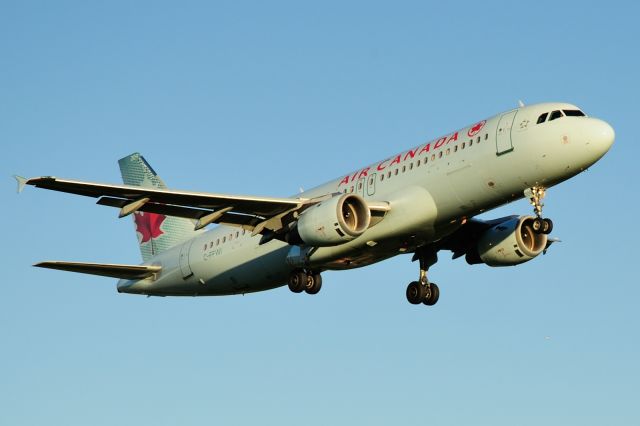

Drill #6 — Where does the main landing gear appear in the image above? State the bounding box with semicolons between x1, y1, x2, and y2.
288;270;322;295
525;186;554;235
406;249;440;306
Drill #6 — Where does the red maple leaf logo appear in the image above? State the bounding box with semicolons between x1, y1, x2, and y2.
468;120;486;137
133;211;165;243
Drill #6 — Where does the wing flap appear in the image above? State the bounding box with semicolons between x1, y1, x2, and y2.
34;261;161;279
96;196;264;229
97;196;211;220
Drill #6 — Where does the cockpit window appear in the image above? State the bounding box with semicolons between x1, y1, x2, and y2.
563;109;586;117
537;113;548;124
549;110;564;121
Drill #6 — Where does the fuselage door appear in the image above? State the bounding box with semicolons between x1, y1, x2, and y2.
496;110;518;155
179;240;194;279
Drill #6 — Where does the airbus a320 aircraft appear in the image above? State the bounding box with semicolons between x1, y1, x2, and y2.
16;102;614;306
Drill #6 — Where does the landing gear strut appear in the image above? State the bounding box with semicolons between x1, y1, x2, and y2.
288;270;322;295
406;249;440;306
525;186;554;235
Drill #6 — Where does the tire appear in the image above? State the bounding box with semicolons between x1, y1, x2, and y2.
423;283;440;306
542;218;554;234
406;281;425;305
532;218;544;233
305;273;322;295
288;271;307;293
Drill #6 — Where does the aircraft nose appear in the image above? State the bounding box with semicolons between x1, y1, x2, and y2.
588;118;615;156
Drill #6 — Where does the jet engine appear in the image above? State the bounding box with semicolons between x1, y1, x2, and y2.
287;193;371;247
467;216;548;266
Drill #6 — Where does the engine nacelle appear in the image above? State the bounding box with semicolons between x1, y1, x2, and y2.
288;194;371;247
473;216;548;266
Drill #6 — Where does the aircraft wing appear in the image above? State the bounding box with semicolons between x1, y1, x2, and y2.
19;176;312;234
35;261;161;279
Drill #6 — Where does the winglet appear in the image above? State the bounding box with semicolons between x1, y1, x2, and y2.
13;175;28;193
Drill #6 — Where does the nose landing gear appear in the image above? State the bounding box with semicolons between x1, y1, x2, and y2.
532;217;553;234
526;186;554;234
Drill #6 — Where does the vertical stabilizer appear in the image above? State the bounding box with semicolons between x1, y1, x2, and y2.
118;153;202;261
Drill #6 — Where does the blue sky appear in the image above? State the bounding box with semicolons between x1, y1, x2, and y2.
2;1;639;424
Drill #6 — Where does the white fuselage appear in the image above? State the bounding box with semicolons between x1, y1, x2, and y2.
117;102;614;296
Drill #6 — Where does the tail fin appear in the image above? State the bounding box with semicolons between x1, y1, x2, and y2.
118;153;202;261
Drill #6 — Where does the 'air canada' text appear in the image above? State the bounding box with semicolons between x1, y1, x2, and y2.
338;131;460;186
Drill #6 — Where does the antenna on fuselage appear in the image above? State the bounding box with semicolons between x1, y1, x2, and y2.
518;100;525;108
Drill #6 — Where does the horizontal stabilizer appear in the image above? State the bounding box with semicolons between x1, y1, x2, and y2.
34;261;161;279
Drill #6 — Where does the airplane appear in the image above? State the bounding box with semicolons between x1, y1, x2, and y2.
15;102;614;306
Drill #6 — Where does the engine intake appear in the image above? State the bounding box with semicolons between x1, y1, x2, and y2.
288;194;371;247
472;216;548;266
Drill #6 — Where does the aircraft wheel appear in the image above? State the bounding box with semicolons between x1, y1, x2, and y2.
406;281;426;305
542;218;554;234
305;273;322;295
532;218;544;234
288;271;307;293
423;283;440;306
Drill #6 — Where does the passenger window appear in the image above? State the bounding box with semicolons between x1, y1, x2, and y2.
229;234;233;241
462;142;466;149
402;165;406;173
223;236;226;243
537;113;548;124
394;169;399;175
216;238;220;246
350;185;354;193
431;154;435;161
417;159;421;166
446;148;450;155
387;171;391;178
469;139;473;146
484;133;488;140
454;145;458;152
409;163;413;170
477;136;480;143
357;182;362;190
203;244;207;251
380;174;384;181
549;110;564;121
236;231;239;238
564;109;586;117
438;151;443;158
